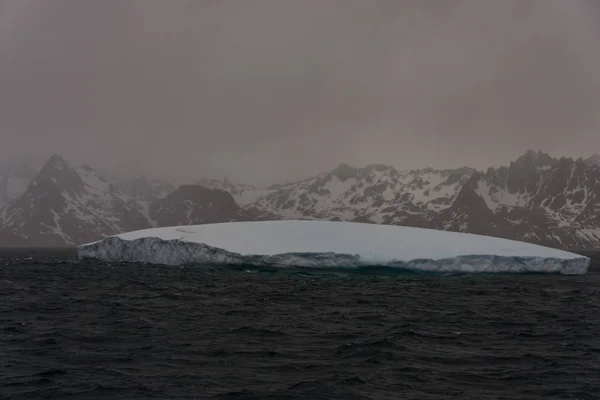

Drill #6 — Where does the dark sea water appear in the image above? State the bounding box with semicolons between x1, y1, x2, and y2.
1;248;600;400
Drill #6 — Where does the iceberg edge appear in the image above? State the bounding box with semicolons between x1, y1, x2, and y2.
77;236;590;275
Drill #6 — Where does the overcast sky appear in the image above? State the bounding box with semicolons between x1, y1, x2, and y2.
0;0;599;185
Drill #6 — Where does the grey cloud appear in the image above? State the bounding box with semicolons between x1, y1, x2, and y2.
0;0;599;185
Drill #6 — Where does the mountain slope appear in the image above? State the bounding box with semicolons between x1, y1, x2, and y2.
246;164;475;224
439;151;600;247
196;177;265;205
0;155;151;246
203;152;600;248
585;154;600;168
149;184;252;227
3;150;600;248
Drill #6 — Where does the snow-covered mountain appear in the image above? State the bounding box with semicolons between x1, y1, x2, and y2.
0;155;152;246
245;163;475;224
0;155;248;246
438;151;600;247
585;153;600;168
2;150;600;248
198;152;600;248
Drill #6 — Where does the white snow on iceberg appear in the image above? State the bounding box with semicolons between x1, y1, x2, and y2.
77;220;590;275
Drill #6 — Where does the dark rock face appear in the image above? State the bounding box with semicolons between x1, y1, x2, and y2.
250;164;475;223
214;151;600;248
149;185;247;227
436;151;600;248
0;155;151;246
585;154;600;168
2;150;600;249
0;157;267;247
438;172;505;236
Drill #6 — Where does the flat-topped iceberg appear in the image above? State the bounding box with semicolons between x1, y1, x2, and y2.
77;220;590;275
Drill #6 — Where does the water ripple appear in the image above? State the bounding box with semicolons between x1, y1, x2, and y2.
1;250;599;399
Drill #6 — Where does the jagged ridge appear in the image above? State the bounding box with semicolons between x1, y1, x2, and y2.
2;150;600;248
0;156;243;246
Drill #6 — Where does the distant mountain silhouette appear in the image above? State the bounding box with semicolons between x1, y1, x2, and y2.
1;150;600;248
149;184;249;226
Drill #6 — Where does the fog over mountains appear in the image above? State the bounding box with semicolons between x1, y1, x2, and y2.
1;1;600;252
1;150;600;249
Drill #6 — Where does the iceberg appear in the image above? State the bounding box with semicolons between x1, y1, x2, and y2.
77;220;590;275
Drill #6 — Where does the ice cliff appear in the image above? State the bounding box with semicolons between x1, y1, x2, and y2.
77;221;590;275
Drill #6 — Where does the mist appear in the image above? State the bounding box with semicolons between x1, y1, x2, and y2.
0;0;599;185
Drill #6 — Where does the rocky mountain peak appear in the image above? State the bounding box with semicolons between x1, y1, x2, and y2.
43;154;72;171
585;153;600;168
174;184;234;199
500;150;556;195
33;154;85;198
3;150;600;249
149;184;244;227
0;155;151;246
511;150;555;171
365;164;395;173
330;163;361;181
329;163;398;182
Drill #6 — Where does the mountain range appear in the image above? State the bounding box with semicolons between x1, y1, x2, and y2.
1;151;600;249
